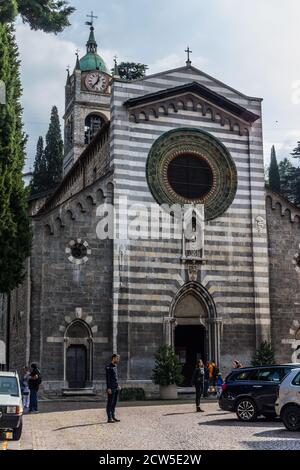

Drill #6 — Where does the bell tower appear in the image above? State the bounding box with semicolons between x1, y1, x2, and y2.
63;15;111;174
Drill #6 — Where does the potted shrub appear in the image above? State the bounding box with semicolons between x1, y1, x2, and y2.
152;345;183;399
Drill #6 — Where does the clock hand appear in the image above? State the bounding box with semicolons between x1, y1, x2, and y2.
92;76;100;88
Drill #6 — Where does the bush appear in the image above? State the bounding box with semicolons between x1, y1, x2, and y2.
152;345;183;386
251;341;275;366
119;388;146;401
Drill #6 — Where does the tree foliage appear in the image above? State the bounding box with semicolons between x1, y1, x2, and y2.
0;0;75;34
0;23;31;293
30;136;48;194
42;106;63;191
114;62;148;80
268;145;281;193
251;341;275;366
291;141;300;159
152;345;183;386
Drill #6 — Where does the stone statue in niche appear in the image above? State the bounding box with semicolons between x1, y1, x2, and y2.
182;204;205;262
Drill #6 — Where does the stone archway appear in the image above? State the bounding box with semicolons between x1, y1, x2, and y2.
64;320;93;389
168;282;221;379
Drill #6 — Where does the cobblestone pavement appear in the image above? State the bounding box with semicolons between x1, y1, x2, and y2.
3;401;300;450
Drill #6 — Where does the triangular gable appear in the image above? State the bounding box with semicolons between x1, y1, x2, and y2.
124;81;260;135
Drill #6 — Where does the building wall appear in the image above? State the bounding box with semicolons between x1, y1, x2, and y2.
266;191;300;363
110;66;270;380
29;173;114;395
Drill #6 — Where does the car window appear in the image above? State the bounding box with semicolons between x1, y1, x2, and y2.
252;368;282;382
0;377;19;396
232;370;254;381
292;371;300;386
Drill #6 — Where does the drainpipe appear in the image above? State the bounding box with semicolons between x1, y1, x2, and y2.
25;257;31;365
6;293;11;371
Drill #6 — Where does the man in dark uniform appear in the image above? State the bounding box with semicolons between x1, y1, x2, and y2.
105;354;121;423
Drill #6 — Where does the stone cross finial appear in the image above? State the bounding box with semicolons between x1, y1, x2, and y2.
185;46;192;65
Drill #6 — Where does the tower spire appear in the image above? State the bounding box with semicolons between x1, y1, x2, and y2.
75;49;80;70
85;11;98;54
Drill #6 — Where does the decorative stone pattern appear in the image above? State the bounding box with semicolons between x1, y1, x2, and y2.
146;128;238;221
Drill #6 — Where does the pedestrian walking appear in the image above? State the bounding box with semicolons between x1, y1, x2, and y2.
216;373;223;398
208;360;216;394
105;354;121;423
203;362;209;398
28;363;42;413
191;359;205;412
21;366;30;412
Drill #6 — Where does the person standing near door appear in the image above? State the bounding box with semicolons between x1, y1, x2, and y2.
28;363;42;413
105;354;121;423
191;359;205;412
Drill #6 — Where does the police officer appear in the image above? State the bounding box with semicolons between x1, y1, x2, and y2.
105;354;121;423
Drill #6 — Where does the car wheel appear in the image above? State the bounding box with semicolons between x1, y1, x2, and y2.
282;405;300;432
236;398;257;422
12;420;22;441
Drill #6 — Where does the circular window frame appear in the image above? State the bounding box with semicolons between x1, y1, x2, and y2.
65;239;91;265
146;128;238;221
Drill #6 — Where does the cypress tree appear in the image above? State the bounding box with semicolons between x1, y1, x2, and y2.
268;145;281;193
43;106;63;190
0;23;31;293
30;136;48;195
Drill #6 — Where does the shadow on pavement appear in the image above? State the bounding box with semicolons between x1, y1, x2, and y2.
198;418;284;428
242;440;300;450
163;411;196;416
54;421;108;431
254;428;300;439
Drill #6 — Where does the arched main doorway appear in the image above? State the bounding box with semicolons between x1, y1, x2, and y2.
64;320;93;389
169;282;221;387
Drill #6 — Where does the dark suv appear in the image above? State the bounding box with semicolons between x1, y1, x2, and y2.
219;364;300;422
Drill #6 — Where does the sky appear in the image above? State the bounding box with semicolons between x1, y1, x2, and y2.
15;0;300;172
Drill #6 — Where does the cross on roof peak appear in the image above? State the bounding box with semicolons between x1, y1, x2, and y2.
86;11;98;27
185;46;192;65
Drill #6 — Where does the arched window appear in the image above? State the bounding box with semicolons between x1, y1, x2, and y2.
84;114;105;144
67;320;90;338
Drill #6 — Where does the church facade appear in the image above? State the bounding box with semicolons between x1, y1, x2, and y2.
1;26;300;395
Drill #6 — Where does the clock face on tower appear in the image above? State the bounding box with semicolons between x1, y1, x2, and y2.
85;72;108;92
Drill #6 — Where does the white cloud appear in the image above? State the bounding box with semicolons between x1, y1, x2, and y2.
150;53;206;74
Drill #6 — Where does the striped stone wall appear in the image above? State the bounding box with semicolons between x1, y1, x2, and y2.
110;65;270;380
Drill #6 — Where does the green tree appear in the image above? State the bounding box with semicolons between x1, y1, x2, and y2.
291;141;300;159
0;0;75;33
43;105;63;190
278;158;297;203
114;62;148;80
251;341;275;366
0;23;31;293
152;345;183;386
30;136;48;194
268;145;281;193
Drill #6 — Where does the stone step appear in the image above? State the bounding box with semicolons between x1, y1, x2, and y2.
62;388;96;396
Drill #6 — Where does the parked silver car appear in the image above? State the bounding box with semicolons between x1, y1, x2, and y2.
275;368;300;431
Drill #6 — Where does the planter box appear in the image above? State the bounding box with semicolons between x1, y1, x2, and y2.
159;384;178;400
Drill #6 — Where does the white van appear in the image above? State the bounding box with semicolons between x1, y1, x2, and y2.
0;371;23;440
